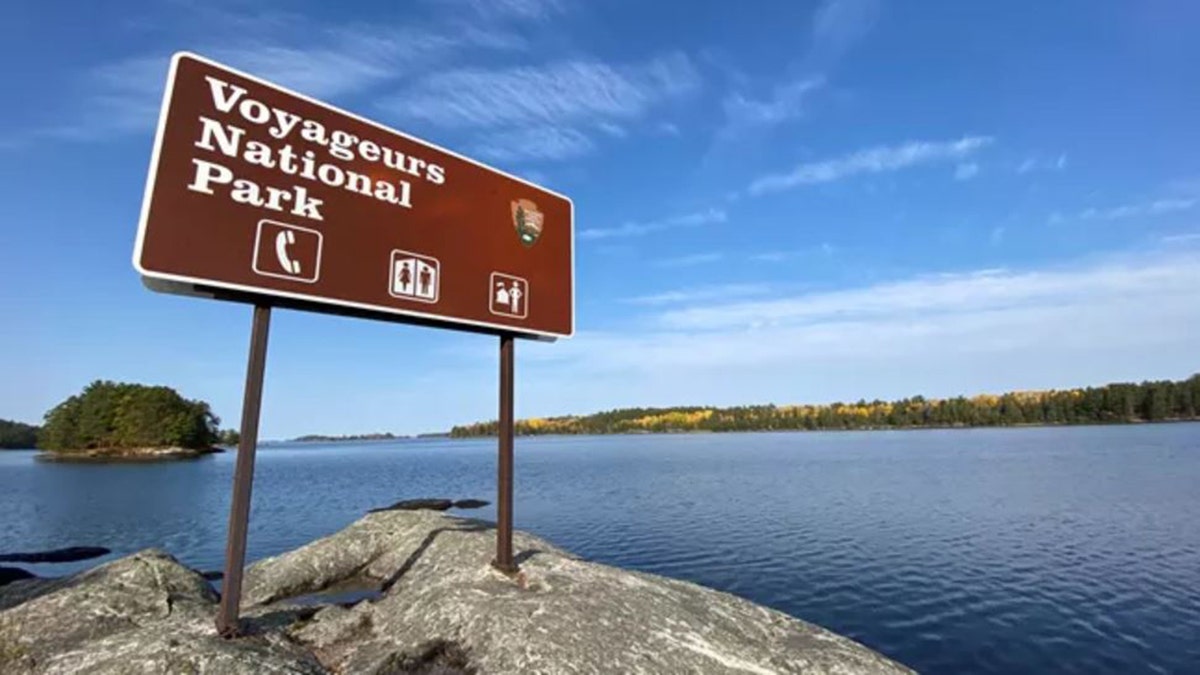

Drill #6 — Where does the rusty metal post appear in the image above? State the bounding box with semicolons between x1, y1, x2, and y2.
216;304;272;637
492;333;517;574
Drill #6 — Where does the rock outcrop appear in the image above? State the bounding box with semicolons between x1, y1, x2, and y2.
0;511;913;674
0;550;322;673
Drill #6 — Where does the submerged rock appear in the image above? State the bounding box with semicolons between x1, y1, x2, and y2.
369;498;490;514
369;498;454;513
0;567;35;587
0;511;913;674
0;546;110;564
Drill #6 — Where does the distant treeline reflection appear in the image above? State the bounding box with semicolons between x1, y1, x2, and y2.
450;375;1200;437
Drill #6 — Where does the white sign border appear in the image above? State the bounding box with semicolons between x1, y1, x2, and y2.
132;51;575;340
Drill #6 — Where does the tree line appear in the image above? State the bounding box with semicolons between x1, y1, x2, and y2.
449;374;1200;437
0;419;39;449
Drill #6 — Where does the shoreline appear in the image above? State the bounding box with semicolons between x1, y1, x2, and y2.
447;416;1200;440
6;419;1196;453
34;446;225;463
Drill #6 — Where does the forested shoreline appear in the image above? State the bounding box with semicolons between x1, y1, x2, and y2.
449;375;1200;437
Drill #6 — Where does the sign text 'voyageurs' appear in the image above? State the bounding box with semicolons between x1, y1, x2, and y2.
134;52;574;339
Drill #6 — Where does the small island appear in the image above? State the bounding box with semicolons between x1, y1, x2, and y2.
32;380;233;462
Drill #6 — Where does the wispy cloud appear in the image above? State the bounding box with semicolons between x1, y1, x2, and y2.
954;163;980;181
209;23;512;98
656;252;724;268
1016;153;1068;174
655;255;1193;331
1052;199;1196;224
1166;176;1200;197
382;54;700;130
580;208;726;240
810;0;882;65
711;0;879;144
749;136;994;196
380;53;698;162
434;0;568;21
717;77;825;140
473;126;593;162
624;284;772;306
596;122;627;138
29;7;527;142
750;243;835;262
1080;199;1196;221
46;56;171;140
1161;232;1200;244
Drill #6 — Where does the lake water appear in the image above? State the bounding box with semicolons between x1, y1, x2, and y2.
2;424;1198;674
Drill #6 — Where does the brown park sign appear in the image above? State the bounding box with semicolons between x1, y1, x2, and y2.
134;52;574;339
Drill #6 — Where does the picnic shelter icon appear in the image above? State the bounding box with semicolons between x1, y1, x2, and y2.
490;272;529;319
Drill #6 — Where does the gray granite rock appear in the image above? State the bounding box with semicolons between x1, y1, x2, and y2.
0;550;322;674
1;512;914;674
250;510;913;674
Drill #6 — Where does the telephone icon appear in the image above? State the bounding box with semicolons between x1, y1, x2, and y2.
275;229;301;275
252;220;322;284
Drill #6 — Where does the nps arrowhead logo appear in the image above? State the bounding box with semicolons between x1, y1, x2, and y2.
511;199;544;247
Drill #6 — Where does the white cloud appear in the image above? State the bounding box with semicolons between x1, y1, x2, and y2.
624;284;772;306
596;122;627;138
473;126;593;161
382;54;700;130
47;56;171;139
1016;153;1068;174
657;122;681;136
1166;176;1200;197
580;208;726;240
717;77;825;139
710;0;877;144
432;0;568;21
749;136;994;196
750;243;835;262
954;163;980;181
654;254;1195;331
1078;199;1195;222
656;252;724;268
811;0;882;65
509;251;1200;413
209;24;493;98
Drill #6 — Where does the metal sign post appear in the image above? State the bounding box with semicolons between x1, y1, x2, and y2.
493;334;517;574
216;304;272;637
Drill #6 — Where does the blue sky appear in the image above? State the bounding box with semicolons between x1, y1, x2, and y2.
2;0;1199;438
